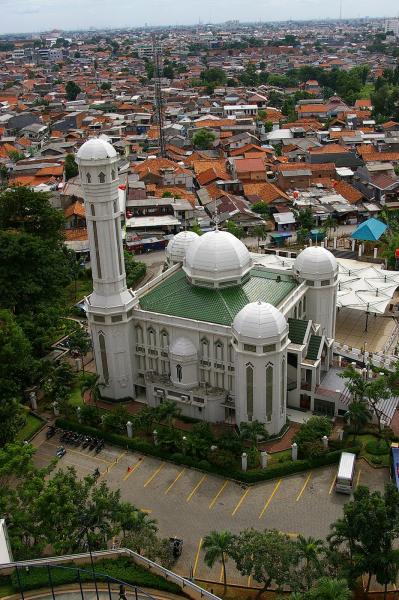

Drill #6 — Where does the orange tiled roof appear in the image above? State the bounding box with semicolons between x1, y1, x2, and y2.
309;144;349;154
36;165;64;177
64;228;88;241
333;180;363;203
243;182;290;203
64;201;86;219
364;152;399;163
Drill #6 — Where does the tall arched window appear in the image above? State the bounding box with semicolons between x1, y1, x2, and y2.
98;171;106;183
201;338;209;360
135;325;143;344
281;357;285;415
86;172;91;183
176;364;182;382
98;332;109;385
111;169;116;180
215;341;224;362
160;330;169;349
266;364;273;421
246;363;254;421
147;327;156;347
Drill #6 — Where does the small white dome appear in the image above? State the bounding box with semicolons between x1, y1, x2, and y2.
76;137;117;161
166;231;199;264
170;337;197;359
183;230;252;287
294;247;337;281
232;301;287;342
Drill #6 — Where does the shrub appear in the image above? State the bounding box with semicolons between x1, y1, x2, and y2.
247;446;260;469
294;416;332;446
300;440;327;460
371;456;383;465
197;459;211;470
10;558;180;594
365;440;389;456
208;448;237;470
80;405;101;427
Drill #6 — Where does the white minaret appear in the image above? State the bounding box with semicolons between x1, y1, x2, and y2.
293;247;338;339
232;302;288;435
76;138;136;400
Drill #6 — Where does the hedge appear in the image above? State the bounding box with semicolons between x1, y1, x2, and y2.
8;558;180;595
55;419;361;483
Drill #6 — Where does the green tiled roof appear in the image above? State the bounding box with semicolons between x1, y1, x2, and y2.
306;335;323;361
288;318;309;345
139;267;296;326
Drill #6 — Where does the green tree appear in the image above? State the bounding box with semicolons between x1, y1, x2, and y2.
102;404;130;433
344;400;372;439
124;250;146;288
295;207;315;233
202;530;233;594
230;528;298;595
68;326;92;373
226;220;245;240
0;187;74;355
239;420;268;448
65;81;82;101
251;201;270;217
294;535;325;592
200;68;227;86
309;577;351;600
192;129;216;150
64;153;79;180
251;224;268;249
80;372;103;412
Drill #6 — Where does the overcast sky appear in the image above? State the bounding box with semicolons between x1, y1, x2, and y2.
0;0;398;34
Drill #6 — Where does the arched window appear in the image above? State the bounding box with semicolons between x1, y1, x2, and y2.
160;330;169;349
86;172;91;183
281;357;285;415
215;341;224;362
176;364;182;382
98;171;106;183
111;169;116;180
246;363;254;421
266;364;273;421
201;338;209;360
90;204;95;216
135;325;143;344
98;332;109;385
147;327;156;347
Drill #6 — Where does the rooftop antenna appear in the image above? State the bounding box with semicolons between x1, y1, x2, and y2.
152;34;166;158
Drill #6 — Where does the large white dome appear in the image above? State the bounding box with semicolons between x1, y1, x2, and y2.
294;246;338;281
77;137;117;161
170;337;197;360
183;230;252;288
166;231;199;264
232;301;288;342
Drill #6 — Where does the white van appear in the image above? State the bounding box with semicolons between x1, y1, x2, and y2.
335;452;356;494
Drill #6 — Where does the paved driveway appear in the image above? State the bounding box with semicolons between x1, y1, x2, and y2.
34;434;389;586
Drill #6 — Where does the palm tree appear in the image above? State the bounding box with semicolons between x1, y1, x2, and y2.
251;224;268;249
202;530;233;595
156;400;180;426
296;535;324;591
80;373;103;412
239;420;268;448
310;577;351;600
344;400;372;440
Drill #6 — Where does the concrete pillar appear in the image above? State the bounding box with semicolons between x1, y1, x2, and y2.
260;451;268;469
29;391;37;411
291;443;298;461
352;239;356;252
153;430;158;446
75;358;82;372
241;452;248;472
126;421;133;438
53;402;60;417
358;245;362;257
337;355;342;366
77;406;82;422
338;429;344;441
374;247;378;259
333;237;337;249
322;435;328;449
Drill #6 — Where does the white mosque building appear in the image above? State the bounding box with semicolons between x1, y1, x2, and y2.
77;138;343;435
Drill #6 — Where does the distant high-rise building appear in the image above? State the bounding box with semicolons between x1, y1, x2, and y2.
385;18;399;37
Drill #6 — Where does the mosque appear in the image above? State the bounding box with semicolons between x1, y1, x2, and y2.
77;137;343;435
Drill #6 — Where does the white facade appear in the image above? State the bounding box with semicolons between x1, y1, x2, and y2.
79;139;340;432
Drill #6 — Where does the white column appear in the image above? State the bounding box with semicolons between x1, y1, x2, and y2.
291;443;298;461
241;452;248;471
126;421;133;438
261;451;268;469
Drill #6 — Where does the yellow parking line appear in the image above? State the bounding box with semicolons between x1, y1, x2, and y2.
47;441;111;464
356;469;362;488
144;463;165;488
187;474;207;502
231;487;250;516
259;479;281;519
247;575;252;587
193;538;202;577
209;480;228;509
296;472;312;502
123;458;143;481
101;450;128;478
329;475;336;495
165;468;185;494
140;508;152;514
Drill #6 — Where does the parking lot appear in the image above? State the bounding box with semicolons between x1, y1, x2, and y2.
33;431;389;586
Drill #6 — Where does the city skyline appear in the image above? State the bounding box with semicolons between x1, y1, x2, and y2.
0;0;398;35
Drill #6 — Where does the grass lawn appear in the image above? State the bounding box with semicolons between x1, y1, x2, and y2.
0;580;14;598
69;383;84;407
16;413;44;442
268;448;292;465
